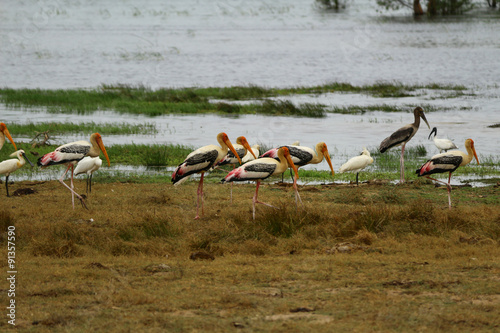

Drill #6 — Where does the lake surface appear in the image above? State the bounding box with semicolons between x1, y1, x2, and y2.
1;0;498;181
2;0;500;88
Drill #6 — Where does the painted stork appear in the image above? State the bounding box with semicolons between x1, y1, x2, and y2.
379;106;430;184
0;150;34;197
416;138;479;209
214;136;256;168
260;142;335;193
0;123;17;151
214;136;257;202
222;146;300;220
172;132;241;219
242;144;260;163
339;147;374;186
428;127;457;153
37;133;110;209
74;156;102;194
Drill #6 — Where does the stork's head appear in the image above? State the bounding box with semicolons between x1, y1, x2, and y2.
279;147;299;179
92;133;111;167
0;123;17;150
237;136;257;160
218;133;242;165
318;142;334;177
466;139;479;165
415;107;430;130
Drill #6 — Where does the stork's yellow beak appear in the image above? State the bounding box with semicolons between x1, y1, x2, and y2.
225;137;242;165
283;148;299;180
241;138;257;160
96;134;111;167
322;144;335;177
1;123;17;150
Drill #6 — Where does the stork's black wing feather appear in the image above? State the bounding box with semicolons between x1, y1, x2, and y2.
379;126;414;153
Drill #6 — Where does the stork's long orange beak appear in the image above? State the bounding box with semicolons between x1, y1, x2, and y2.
241;138;257;160
322;145;335;177
96;135;111;167
1;123;17;150
225;137;242;165
471;141;479;165
283;149;299;180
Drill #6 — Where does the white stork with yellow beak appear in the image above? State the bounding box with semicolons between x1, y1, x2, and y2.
223;146;300;220
260;142;335;194
417;138;479;209
38;133;110;209
172;132;241;219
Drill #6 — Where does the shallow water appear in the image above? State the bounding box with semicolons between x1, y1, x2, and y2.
1;93;497;165
1;0;498;185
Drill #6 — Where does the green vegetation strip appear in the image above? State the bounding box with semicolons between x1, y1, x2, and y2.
328;103;473;114
4;142;498;185
7;122;157;136
0;82;469;118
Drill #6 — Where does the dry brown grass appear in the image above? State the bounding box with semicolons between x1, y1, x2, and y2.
0;180;499;332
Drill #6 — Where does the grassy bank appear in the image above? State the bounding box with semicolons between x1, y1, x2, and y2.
0;82;470;117
0;181;498;331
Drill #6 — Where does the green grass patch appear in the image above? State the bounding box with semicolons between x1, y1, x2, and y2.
328;103;473;114
0;142;194;167
0;82;470;117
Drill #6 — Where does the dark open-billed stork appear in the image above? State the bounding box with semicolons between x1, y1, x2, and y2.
416;138;479;209
37;133;110;209
0;150;34;197
0;123;17;151
222;147;300;220
172;132;241;219
260;142;335;200
379;107;430;184
214;136;257;202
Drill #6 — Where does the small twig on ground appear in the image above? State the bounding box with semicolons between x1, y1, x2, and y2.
31;131;51;148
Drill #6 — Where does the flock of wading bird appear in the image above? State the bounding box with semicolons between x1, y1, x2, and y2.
0;106;480;219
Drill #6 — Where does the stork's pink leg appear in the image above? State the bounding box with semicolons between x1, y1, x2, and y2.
425;175;453;209
59;164;87;209
195;172;205;219
400;143;406;184
70;165;75;208
252;180;276;220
